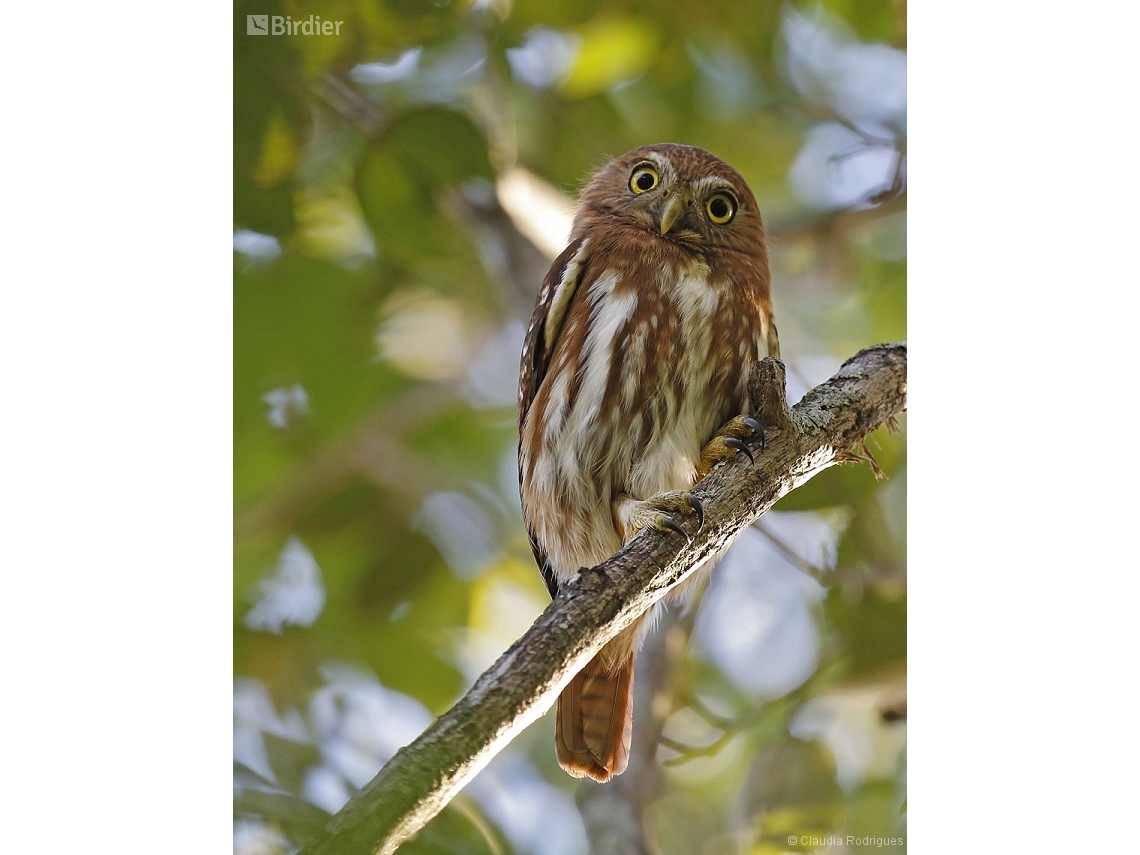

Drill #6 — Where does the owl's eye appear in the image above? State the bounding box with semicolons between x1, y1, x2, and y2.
629;166;659;194
706;194;736;225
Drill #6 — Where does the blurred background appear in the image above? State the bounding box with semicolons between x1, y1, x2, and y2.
233;1;906;853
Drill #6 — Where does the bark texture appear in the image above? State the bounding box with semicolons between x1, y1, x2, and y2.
296;342;908;855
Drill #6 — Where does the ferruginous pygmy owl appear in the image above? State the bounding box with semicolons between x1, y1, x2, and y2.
517;144;778;782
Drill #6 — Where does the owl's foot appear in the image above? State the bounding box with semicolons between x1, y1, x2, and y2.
616;491;704;544
698;416;764;478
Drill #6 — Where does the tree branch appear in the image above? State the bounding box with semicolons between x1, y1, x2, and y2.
297;342;908;855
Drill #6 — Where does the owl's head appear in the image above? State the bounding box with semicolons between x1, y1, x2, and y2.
572;144;765;254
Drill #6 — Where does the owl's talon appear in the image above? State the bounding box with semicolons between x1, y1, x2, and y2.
722;437;753;466
660;516;691;542
740;416;765;452
686;494;704;530
618;490;702;544
698;414;767;476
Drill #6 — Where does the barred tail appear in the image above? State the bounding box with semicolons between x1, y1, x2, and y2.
555;653;634;782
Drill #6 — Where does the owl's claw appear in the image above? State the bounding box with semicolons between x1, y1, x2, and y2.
617;490;703;545
687;493;704;529
660;516;691;543
721;437;753;466
740;416;765;452
698;415;766;477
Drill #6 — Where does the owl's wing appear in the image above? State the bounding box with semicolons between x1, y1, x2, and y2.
518;236;589;598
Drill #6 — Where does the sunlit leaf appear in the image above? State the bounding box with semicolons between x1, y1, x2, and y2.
560;17;660;98
255;111;301;187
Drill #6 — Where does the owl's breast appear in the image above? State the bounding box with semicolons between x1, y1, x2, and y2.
520;255;765;575
617;260;755;498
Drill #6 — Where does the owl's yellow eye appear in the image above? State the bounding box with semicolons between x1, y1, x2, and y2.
706;194;736;224
629;166;659;194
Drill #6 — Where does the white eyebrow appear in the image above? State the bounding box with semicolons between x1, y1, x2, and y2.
691;175;732;196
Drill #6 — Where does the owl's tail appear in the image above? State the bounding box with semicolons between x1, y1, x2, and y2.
555;652;634;782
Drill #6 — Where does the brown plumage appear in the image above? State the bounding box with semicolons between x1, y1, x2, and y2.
518;144;778;782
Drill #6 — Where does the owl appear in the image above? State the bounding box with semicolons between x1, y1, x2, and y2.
518;144;778;782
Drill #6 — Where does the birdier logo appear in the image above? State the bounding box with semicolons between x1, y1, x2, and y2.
247;14;344;35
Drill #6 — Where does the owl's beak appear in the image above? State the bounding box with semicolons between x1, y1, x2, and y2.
658;194;685;234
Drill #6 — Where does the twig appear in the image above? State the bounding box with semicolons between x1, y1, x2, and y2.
753;519;832;582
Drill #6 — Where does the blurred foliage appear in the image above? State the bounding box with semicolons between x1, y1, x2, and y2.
233;0;906;853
